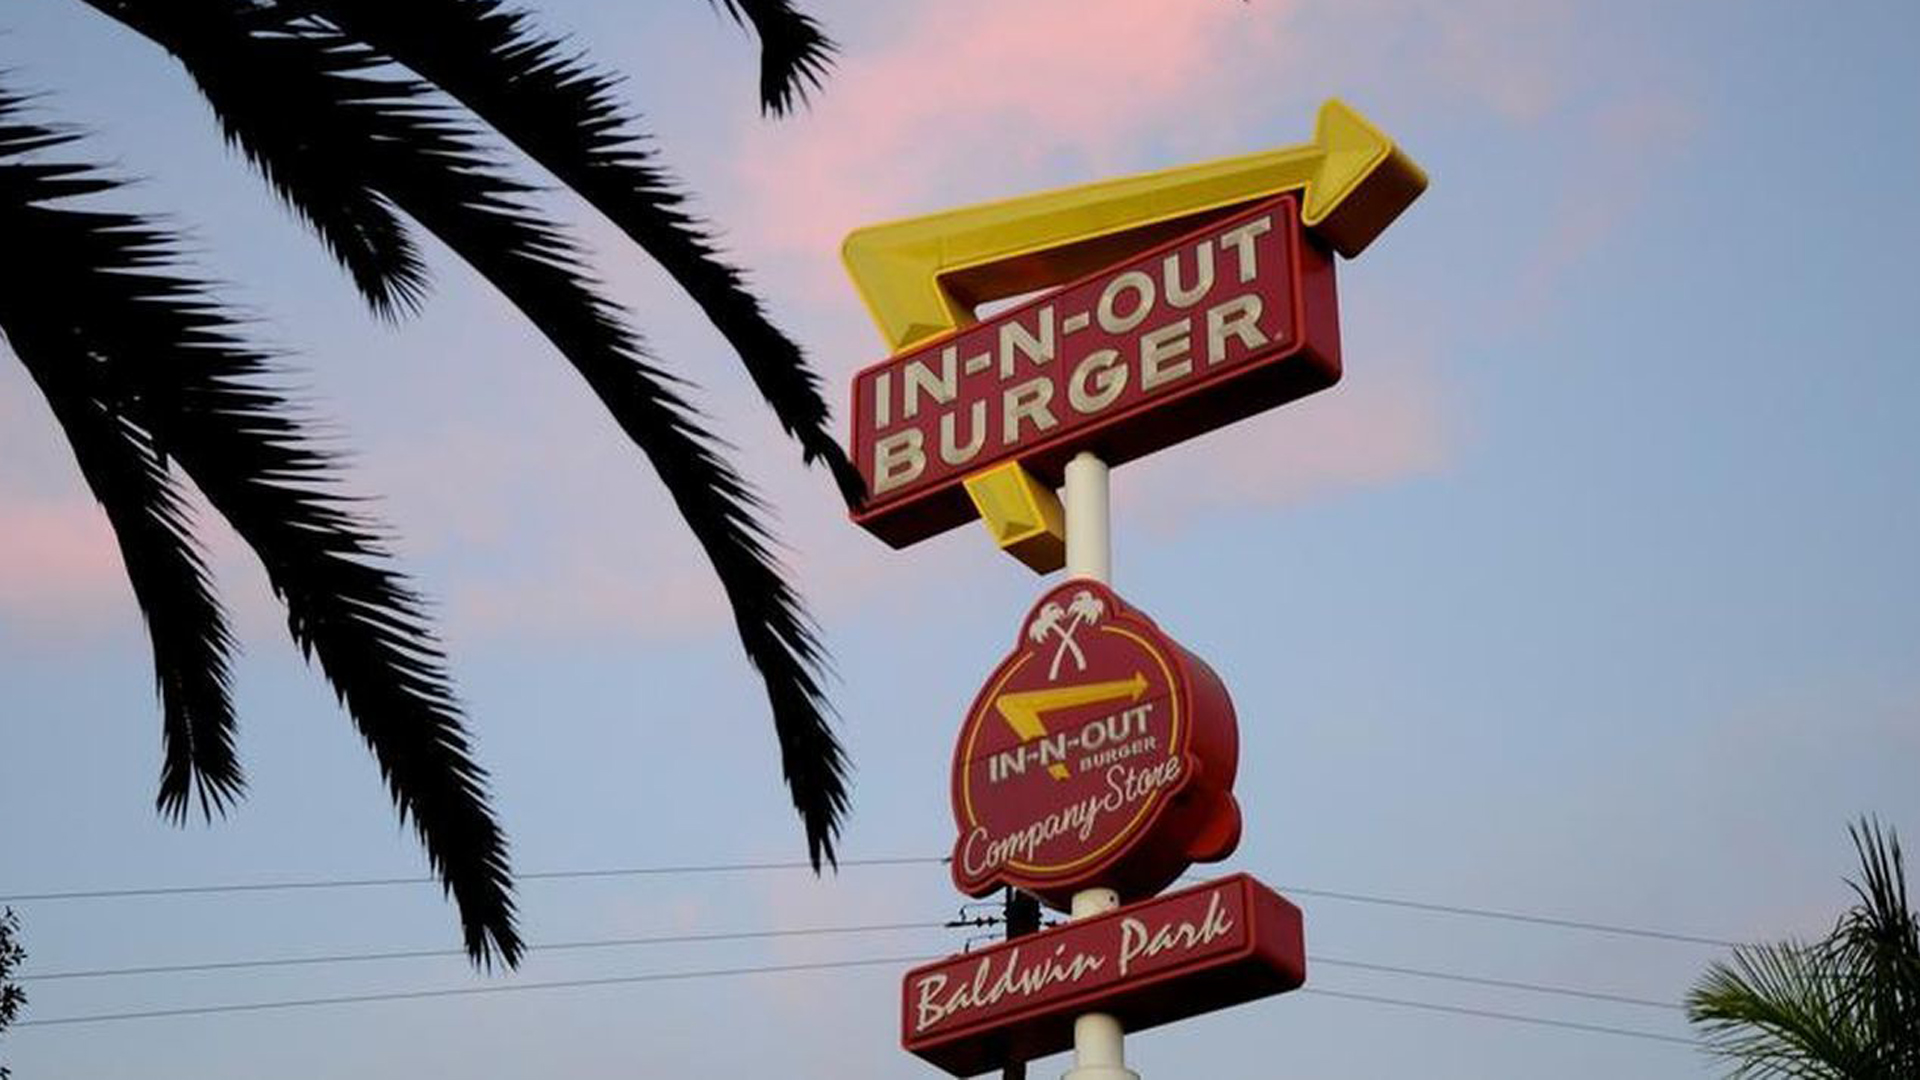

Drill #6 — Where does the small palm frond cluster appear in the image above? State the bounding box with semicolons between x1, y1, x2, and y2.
1;906;25;1077
1687;818;1920;1079
1;0;855;969
1;907;24;1044
710;0;837;117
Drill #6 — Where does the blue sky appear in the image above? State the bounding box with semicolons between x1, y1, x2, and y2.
2;0;1916;1076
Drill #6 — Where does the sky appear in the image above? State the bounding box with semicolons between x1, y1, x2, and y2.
1;0;1917;1076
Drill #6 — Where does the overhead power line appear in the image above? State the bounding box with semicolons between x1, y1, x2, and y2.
14;951;1698;1048
20;920;964;983
14;953;937;1028
1276;885;1740;949
1302;988;1696;1046
19;926;1680;1014
3;857;1744;950
0;855;945;904
1309;955;1677;1011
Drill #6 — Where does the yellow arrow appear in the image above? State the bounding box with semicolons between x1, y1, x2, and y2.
993;672;1150;780
843;99;1426;351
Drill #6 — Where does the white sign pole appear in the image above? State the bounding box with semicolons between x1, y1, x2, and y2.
1061;451;1138;1080
1064;452;1111;587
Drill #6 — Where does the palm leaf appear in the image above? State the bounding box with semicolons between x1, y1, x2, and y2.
86;2;852;866
80;2;427;318
0;92;520;967
0;907;24;1043
273;0;862;504
1689;820;1920;1079
1687;940;1870;1079
709;0;837;116
1834;818;1920;1074
0;102;243;821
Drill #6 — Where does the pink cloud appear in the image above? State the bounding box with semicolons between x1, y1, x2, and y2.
734;0;1299;268
1520;89;1702;313
0;481;306;645
449;538;732;644
0;495;129;625
1390;0;1577;124
427;433;979;649
725;0;1589;282
1114;344;1450;525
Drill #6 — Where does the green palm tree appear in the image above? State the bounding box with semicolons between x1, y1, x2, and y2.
0;0;858;970
1687;818;1920;1078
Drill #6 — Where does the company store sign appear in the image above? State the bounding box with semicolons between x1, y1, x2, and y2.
950;580;1241;909
902;875;1306;1076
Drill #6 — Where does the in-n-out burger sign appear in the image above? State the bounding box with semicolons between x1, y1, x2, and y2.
951;580;1241;910
850;194;1338;547
848;100;1428;1077
902;875;1306;1076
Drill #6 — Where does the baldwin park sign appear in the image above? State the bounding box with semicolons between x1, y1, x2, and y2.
903;875;1304;1076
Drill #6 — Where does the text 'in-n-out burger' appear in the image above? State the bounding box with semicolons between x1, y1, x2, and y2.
849;192;1340;547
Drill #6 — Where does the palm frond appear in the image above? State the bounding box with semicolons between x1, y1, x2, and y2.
78;2;428;318
0;91;519;967
2;906;31;1042
374;120;854;867
282;0;862;505
89;4;852;866
708;0;837;116
0;100;242;822
1835;818;1920;1075
1687;940;1869;1079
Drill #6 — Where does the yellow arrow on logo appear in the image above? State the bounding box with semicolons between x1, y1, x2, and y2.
843;99;1426;351
994;672;1150;780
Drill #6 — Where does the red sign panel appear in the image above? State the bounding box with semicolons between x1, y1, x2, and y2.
952;581;1240;909
850;193;1339;547
903;874;1306;1076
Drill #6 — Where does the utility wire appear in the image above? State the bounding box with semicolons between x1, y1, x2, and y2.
20;937;1683;1014
20;925;1682;1016
0;855;945;904
1308;955;1677;1011
14;953;938;1028
1302;988;1696;1046
3;858;1743;949
1276;885;1740;949
14;953;1698;1048
20;920;964;983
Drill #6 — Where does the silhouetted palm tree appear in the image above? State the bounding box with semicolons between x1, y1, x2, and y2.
1687;818;1919;1078
0;907;23;1073
0;0;858;969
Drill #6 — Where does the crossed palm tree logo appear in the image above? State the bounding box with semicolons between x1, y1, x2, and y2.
1028;590;1107;681
995;590;1146;782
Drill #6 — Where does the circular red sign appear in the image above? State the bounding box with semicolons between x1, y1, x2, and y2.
950;581;1240;909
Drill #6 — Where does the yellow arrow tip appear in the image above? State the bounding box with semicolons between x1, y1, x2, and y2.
1305;99;1429;258
1306;100;1388;219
